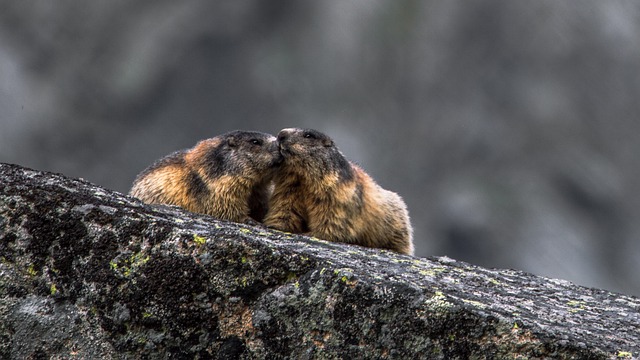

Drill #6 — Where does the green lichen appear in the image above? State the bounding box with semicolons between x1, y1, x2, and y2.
333;268;354;275
130;253;150;267
424;290;452;311
27;264;37;276
339;274;357;286
419;267;447;277
241;257;248;264
50;283;57;296
462;299;487;309
617;351;633;358
193;234;207;246
567;300;586;313
110;251;150;278
286;272;298;282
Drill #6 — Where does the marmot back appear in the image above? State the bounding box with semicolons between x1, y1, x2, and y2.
264;128;414;255
130;130;281;223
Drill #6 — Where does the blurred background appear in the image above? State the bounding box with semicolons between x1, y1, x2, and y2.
1;1;639;296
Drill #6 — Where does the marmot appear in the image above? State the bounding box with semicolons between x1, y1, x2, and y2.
129;130;282;223
263;128;414;255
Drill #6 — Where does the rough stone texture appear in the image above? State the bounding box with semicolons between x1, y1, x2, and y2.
5;2;640;298
1;162;639;359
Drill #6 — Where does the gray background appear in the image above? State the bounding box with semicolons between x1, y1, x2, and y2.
1;1;639;296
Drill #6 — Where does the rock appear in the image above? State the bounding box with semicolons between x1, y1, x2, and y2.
1;162;639;359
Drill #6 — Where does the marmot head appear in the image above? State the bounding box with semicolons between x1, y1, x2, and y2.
190;130;282;181
277;128;353;180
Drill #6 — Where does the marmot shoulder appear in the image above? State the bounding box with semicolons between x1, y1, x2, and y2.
129;130;281;223
263;128;414;255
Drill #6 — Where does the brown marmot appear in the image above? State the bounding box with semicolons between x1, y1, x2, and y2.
263;128;414;255
129;130;282;223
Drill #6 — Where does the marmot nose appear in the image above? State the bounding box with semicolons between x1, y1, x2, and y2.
277;131;289;143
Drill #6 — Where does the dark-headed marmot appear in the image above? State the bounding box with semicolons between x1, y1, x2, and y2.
263;128;414;255
129;130;282;223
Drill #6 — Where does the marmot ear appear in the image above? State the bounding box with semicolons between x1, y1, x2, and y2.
323;138;333;147
227;136;238;148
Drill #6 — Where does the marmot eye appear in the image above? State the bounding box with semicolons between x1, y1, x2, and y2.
303;133;316;139
250;139;263;146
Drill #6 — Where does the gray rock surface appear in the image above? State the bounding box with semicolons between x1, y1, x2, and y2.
3;2;640;297
1;162;639;359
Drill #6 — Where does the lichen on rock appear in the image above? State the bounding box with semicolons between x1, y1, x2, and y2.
1;162;639;359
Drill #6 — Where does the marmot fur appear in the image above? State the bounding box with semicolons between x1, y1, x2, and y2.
264;128;414;255
130;130;281;223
